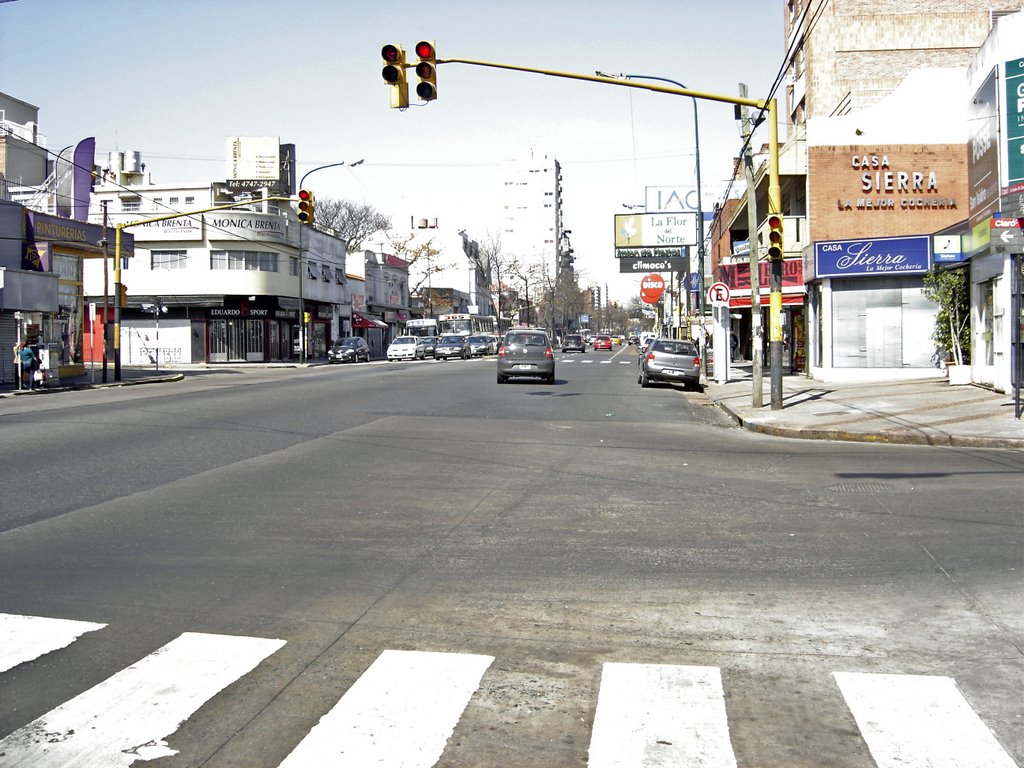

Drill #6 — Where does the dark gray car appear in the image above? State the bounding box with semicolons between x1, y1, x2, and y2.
328;336;370;363
497;329;555;384
637;338;701;389
434;334;470;360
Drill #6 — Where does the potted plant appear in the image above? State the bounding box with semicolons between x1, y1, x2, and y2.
921;266;971;384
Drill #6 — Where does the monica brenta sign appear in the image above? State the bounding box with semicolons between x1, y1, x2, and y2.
814;235;931;278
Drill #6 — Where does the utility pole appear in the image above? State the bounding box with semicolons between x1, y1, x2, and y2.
739;83;764;409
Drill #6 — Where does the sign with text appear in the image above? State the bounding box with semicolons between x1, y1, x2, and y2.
815;235;931;278
614;213;697;248
718;259;804;291
618;255;686;273
639;273;666;304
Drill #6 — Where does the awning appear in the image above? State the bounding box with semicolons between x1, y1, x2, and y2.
729;293;805;308
351;311;388;329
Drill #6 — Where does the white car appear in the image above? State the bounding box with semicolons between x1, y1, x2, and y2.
387;336;425;361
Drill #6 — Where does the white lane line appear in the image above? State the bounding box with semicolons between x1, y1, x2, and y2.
0;631;285;768
600;360;612;364
834;672;1017;768
588;663;737;768
0;613;107;673
580;360;594;364
279;649;494;768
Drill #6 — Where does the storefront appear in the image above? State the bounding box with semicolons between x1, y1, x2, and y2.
1;206;134;385
805;235;939;381
717;258;806;371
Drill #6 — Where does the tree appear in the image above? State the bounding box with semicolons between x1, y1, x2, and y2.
314;198;391;250
921;265;970;366
387;233;454;316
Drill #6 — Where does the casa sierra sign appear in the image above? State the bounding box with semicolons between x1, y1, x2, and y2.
814;235;931;278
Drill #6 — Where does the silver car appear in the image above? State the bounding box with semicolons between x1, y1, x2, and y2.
496;329;555;384
638;338;701;389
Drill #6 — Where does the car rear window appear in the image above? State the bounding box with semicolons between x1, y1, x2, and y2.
653;341;697;355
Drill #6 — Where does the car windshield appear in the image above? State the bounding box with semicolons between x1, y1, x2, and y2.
340;339;360;347
468;336;486;343
441;336;463;343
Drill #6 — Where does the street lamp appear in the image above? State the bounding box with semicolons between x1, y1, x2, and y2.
601;72;708;372
295;159;364;364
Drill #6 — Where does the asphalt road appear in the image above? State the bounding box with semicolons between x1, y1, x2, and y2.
0;347;1021;768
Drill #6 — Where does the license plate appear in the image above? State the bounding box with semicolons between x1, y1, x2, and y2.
514;364;535;370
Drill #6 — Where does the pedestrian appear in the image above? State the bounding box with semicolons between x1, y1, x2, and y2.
17;341;37;391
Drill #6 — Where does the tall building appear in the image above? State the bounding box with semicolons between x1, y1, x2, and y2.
500;150;564;277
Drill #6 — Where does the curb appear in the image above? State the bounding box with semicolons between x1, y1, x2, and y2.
713;399;1024;450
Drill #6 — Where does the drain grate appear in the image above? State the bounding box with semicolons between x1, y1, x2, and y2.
825;482;894;493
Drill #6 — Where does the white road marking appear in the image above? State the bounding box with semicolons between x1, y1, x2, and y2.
588;663;737;768
0;613;107;673
0;631;285;768
834;671;1018;768
279;649;493;768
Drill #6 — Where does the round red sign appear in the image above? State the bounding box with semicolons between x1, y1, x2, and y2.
639;273;665;304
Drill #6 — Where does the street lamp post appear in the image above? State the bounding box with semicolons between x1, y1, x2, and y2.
295;159;364;364
603;72;708;374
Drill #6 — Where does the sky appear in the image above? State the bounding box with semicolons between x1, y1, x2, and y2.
0;0;784;303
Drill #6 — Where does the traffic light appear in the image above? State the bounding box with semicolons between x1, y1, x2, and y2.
117;283;128;308
381;44;409;109
297;189;315;225
414;40;437;101
766;214;784;260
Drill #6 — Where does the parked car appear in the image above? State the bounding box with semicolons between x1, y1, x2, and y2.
497;329;555;384
593;335;613;351
328;336;370;363
638;338;701;390
387;336;425;361
466;334;494;357
419;335;438;357
561;334;586;353
434;334;471;360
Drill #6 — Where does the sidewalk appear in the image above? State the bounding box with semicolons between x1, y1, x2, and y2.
705;362;1024;449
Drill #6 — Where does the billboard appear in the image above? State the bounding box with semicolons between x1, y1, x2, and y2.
613;213;697;248
226;136;280;183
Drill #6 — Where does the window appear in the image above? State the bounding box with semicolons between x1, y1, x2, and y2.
185;196;194;205
169;197;179;205
152;250;187;270
210;250;279;272
334;268;345;284
290;256;299;276
122;199;140;213
320;265;332;282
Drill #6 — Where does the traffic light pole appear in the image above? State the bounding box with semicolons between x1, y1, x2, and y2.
435;56;784;408
112;196;298;380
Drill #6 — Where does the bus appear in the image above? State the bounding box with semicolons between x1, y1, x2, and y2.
406;318;438;337
437;313;498;337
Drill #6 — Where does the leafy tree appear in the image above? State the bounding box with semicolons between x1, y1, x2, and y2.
313;198;391;250
921;265;970;366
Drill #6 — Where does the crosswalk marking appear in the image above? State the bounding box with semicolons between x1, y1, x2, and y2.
0;614;1018;768
279;649;494;768
588;663;737;768
834;671;1018;768
0;631;285;768
0;613;107;674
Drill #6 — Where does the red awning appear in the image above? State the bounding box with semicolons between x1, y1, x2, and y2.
351;311;388;329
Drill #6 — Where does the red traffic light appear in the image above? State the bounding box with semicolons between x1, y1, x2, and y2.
298;189;312;202
767;214;783;259
381;44;401;63
415;40;435;59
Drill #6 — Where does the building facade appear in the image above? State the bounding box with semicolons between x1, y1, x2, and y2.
85;151;355;364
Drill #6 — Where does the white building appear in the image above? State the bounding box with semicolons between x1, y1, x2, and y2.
85;151;356;364
500;150;564;277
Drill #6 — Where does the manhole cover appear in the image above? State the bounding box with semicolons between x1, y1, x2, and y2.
825;482;894;493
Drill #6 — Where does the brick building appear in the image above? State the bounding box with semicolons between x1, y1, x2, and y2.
711;0;1022;381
